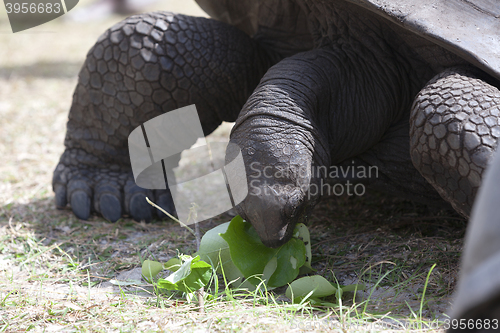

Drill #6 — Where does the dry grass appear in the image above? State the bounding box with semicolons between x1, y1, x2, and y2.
0;1;466;331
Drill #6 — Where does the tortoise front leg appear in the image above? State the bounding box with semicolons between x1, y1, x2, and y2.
410;67;500;217
53;12;276;222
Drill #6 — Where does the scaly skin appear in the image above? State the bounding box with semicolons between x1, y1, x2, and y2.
53;12;275;222
410;67;500;217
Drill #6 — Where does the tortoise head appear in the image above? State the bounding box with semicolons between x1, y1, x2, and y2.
234;160;316;248
227;103;327;248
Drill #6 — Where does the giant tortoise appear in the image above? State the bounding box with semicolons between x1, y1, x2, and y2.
52;0;500;324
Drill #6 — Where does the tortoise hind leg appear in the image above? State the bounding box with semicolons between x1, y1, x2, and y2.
409;67;500;217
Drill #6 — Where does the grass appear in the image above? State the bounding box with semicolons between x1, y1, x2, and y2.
0;0;466;331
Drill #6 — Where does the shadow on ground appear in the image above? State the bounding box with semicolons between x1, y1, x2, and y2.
1;190;467;313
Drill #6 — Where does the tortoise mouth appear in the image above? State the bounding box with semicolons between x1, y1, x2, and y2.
260;224;292;248
236;182;305;248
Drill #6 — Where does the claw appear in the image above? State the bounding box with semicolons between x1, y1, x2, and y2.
130;192;153;222
54;184;67;209
68;179;92;220
125;181;153;222
71;190;91;220
155;189;177;219
100;194;122;222
94;183;122;222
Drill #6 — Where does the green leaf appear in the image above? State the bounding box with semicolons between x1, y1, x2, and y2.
164;257;182;272
141;260;163;282
157;256;211;293
197;222;253;289
285;275;337;301
198;222;232;273
220;216;306;288
341;284;365;292
294;223;315;274
294;223;312;266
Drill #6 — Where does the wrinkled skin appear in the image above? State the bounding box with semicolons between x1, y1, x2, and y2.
53;0;500;326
